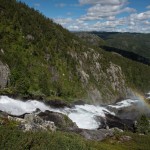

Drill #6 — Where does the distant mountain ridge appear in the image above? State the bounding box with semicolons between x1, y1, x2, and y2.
100;46;150;66
75;32;150;66
91;32;150;60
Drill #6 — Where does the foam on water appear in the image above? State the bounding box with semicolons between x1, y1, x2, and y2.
63;105;115;129
0;96;61;115
108;99;139;109
0;96;140;129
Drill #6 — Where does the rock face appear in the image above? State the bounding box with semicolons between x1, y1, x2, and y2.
0;61;10;89
97;113;134;132
38;110;77;130
75;32;105;47
0;108;136;141
45;100;70;108
69;47;129;104
8;113;56;132
79;129;114;141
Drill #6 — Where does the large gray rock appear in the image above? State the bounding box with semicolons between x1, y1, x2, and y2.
38;110;77;130
8;113;56;132
96;113;134;132
0;61;10;89
79;129;114;141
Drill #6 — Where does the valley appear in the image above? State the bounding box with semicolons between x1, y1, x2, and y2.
0;0;150;149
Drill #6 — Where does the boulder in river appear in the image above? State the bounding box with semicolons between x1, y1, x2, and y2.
38;110;78;130
45;100;70;108
97;113;135;131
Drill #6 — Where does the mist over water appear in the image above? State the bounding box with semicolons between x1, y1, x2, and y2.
0;95;149;129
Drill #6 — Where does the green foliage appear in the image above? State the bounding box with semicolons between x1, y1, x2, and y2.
0;125;88;150
1;123;150;150
136;115;150;134
101;49;150;93
94;32;150;59
0;0;84;101
0;0;150;102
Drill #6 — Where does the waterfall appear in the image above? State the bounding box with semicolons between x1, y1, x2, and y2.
0;95;149;129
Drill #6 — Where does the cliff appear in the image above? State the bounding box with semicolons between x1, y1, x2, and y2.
0;0;150;104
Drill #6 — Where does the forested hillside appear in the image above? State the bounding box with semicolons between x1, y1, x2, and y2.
0;0;150;103
92;32;150;59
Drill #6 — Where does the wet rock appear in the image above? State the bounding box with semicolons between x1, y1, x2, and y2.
45;100;70;108
97;113;134;131
38;110;77;130
73;100;85;106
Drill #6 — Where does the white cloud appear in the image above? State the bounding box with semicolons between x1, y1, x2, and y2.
78;0;136;21
34;3;40;7
144;21;150;25
54;18;73;25
129;11;150;21
55;3;66;8
79;0;128;6
79;4;135;21
53;1;150;33
67;12;72;16
147;5;150;9
68;25;80;30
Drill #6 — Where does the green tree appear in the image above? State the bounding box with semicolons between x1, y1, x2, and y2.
136;115;150;134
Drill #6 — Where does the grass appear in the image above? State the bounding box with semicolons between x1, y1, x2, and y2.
0;121;150;150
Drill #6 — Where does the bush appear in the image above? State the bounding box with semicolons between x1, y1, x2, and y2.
136;115;150;134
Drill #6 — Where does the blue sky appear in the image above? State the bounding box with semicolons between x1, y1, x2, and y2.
19;0;150;32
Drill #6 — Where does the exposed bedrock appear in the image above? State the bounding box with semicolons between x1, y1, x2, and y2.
0;61;10;89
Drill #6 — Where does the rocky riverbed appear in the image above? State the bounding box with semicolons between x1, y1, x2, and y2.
0;95;150;141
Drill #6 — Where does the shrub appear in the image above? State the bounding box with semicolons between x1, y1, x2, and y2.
136;115;150;134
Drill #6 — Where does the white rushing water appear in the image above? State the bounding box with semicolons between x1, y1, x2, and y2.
146;92;150;99
0;96;139;129
108;99;139;109
63;105;115;129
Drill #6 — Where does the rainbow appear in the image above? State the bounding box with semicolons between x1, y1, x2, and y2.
133;90;150;107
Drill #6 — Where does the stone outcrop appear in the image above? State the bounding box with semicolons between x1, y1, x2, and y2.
97;113;135;132
68;47;130;104
0;61;10;89
8;113;56;132
80;129;114;141
75;32;105;47
0;108;136;141
70;128;115;141
38;110;77;130
45;100;70;108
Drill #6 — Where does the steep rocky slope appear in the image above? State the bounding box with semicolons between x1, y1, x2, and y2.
0;0;150;104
